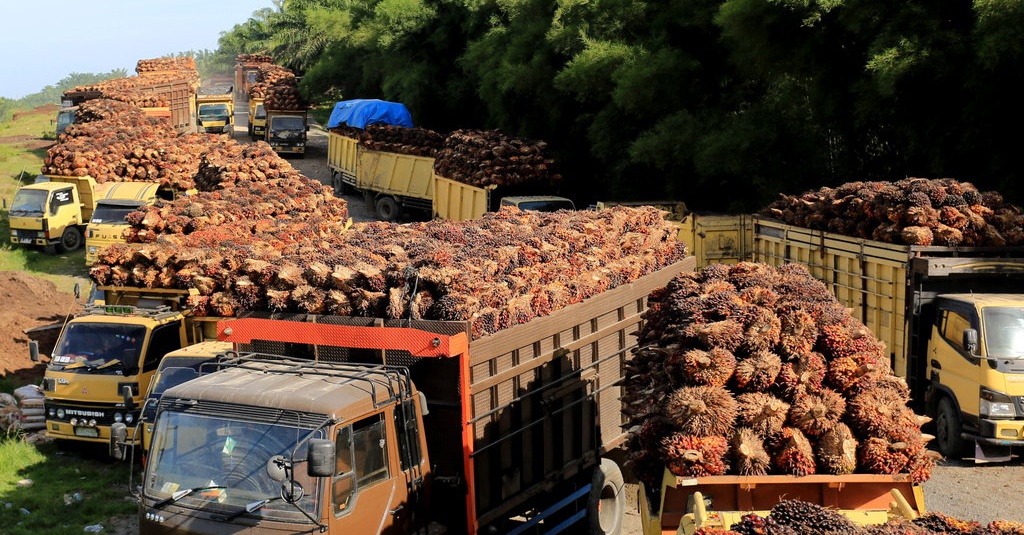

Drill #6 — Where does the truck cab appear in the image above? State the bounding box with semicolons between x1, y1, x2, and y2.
248;98;266;140
196;84;234;134
926;294;1024;461
41;288;219;446
9;175;103;252
265;110;307;156
85;182;163;264
138;356;430;534
499;195;575;212
56;106;77;136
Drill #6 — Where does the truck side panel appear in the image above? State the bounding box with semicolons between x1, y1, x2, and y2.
679;213;753;267
750;217;911;377
357;150;435;202
433;174;491;222
327;132;360;182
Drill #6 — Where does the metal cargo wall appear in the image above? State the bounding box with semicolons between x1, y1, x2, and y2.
680;214;753;268
750;218;911;376
327;133;360;180
466;258;693;529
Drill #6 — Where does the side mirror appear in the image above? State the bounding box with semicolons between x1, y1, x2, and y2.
307;438;336;477
29;341;39;363
110;422;128;460
963;328;980;355
122;385;136;411
73;282;80;300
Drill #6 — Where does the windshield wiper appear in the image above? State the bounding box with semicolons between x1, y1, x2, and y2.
221;496;281;522
153;485;225;508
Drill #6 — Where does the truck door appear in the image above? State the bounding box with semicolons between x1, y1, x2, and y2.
50;187;77;223
930;306;981;422
331;412;411;533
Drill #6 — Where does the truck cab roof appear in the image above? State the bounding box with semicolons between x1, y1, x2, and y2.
936;294;1024;307
500;195;576;212
162;358;412;420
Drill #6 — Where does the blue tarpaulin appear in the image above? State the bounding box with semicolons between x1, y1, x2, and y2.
326;99;414;129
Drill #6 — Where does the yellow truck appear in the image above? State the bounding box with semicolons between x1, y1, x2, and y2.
247;97;266;141
432;175;576;221
39;286;221;446
9;175;111;253
84;182;163;264
679;211;1024;462
195;84;234;134
264;108;308;156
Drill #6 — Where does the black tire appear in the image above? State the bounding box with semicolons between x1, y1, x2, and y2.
588;458;625;535
55;226;83;253
375;196;401;221
332;173;350;196
936;396;965;460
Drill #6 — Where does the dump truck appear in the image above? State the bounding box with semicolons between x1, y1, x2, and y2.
264;108;307;156
746;216;1024;462
125;256;694;535
62;76;198;135
195;84;234;134
84;182;165;264
247;97;266;141
9;175;117;253
641;470;925;535
38;286;221;446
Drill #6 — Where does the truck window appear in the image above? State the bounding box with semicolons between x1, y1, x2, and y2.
50;187;74;216
982;307;1024;358
939;309;972;352
395;398;422;471
90;203;138;224
10;189;47;215
142;323;183;372
332;413;389;515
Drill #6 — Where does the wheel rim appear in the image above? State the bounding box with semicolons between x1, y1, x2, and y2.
596;482;619;531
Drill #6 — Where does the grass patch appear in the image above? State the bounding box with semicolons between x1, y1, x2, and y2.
0;438;139;534
309;104;332;127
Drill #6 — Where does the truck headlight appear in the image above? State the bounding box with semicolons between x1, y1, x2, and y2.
125;413;134;424
113;412;123;423
980;387;1016;418
57;408;66;419
87;246;98;253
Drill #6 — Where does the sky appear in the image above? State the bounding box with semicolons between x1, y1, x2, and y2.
0;0;275;100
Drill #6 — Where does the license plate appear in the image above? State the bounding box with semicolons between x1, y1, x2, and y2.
74;427;99;438
18;238;32;244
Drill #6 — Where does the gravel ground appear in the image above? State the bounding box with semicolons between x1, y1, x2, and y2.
236;113;1024;533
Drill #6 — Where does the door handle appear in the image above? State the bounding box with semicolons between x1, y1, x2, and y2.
390;504;404;516
930;359;941;370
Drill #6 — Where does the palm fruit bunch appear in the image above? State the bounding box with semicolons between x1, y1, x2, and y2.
761;178;1024;246
623;262;937;488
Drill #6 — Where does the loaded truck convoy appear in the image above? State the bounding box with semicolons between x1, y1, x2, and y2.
118;256;694;535
327;99;573;221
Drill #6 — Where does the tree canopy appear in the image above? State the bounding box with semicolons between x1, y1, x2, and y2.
219;0;1024;211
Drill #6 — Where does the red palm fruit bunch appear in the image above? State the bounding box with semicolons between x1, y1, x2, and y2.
731;427;771;476
663;385;738;436
669;347;736;387
731;513;798;535
684;319;746;353
728;261;783;289
734;350;783;392
774;351;826;401
660;433;730;477
846;386;921;443
736;392;790;439
815;422;858;475
826;350;890;395
912;512;981;534
777;307;818;359
857;437;923;474
695;528;740;535
987;521;1024;535
787;388;846;437
740;306;782;354
773;427;816;476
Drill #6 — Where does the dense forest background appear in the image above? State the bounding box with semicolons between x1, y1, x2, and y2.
20;0;1024;213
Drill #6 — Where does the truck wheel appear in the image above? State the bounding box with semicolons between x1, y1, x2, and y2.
588;458;625;535
332;173;350;196
936;396;965;460
375;197;401;221
55;227;83;253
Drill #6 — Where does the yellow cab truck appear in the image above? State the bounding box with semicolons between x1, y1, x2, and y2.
39;286;220;446
264;108;308;156
748;216;1024;462
9;175;112;253
195;84;234;134
83;182;165;264
121;256;694;535
247;96;266;141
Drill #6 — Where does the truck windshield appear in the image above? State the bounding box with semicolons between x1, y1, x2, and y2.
49;323;145;373
254;104;266;120
199;104;230;120
506;199;575;212
269;116;305;138
56;109;75;134
145;411;320;522
90;203;140;224
10;189;47;216
983;307;1024;358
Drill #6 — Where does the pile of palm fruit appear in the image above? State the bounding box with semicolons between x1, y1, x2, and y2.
624;262;938;488
249;64;306;110
91;206;685;337
433;129;562;188
329;124;445;157
693;501;1024;535
762;178;1024;246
